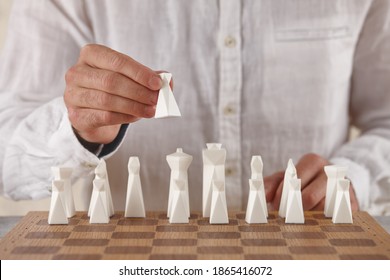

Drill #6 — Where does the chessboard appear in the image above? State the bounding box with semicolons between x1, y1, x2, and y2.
0;211;389;260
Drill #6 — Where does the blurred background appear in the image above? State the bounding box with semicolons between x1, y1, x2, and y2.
0;0;50;215
0;0;361;216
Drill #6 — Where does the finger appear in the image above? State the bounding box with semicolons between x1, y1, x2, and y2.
156;70;174;89
311;198;326;211
64;86;156;118
264;171;284;202
349;183;359;211
65;65;158;106
78;44;162;90
295;153;329;190
68;107;140;132
301;172;328;210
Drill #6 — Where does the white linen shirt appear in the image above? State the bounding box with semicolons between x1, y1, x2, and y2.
1;0;390;215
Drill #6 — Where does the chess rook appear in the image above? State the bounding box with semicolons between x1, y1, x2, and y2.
51;167;75;218
166;148;192;218
324;165;348;218
202;143;226;217
125;157;146;218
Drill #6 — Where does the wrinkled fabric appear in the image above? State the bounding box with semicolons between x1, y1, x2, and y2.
0;0;389;215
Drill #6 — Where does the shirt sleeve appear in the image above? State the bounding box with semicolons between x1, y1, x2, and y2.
0;0;125;200
329;0;390;215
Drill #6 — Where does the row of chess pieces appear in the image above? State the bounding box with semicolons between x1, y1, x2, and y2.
48;143;353;225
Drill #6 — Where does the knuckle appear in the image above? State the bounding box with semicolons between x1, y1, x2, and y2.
100;111;114;125
95;92;111;108
80;44;95;58
305;153;327;166
65;65;78;84
101;72;117;91
67;107;80;125
109;54;126;71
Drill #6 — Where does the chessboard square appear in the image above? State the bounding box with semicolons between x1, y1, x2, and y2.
197;219;238;226
151;246;196;255
25;232;71;239
152;239;197;246
245;254;293;260
243;245;290;255
197;232;240;239
63;239;109;246
11;246;60;255
73;225;116;232
52;253;102;260
155;232;196;239
69;231;112;239
149;254;197;260
197;246;243;255
104;246;152;255
115;225;156;232
16;238;65;247
286;239;330;247
241;239;286;246
37;219;79;226
117;219;158;226
282;232;327;239
111;232;155;239
329;239;376;247
198;239;240;247
156;225;197;232
108;239;153;247
339;254;389;260
238;225;280;232
320;225;364;232
289;246;337;255
240;232;284;239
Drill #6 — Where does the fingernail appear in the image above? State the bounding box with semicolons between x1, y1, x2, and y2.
148;76;162;90
146;105;156;117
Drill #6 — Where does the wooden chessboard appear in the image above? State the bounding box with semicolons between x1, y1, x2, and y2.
0;211;389;260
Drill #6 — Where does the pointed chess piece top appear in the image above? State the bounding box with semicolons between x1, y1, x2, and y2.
286;159;297;176
128;157;140;174
95;159;107;179
206;143;223;150
154;72;181;118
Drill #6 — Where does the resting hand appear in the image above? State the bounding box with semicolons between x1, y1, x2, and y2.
265;153;359;211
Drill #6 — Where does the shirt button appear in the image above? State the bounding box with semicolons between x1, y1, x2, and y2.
226;167;235;176
223;105;235;115
224;35;236;48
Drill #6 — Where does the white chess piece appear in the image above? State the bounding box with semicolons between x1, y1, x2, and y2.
332;179;353;224
166;148;193;218
125;157;145;218
154;72;181;118
202;143;226;217
48;180;68;224
285;178;305;224
210;180;229;224
324;165;348;218
92;159;114;217
279;159;297;218
51;167;75;218
245;179;267;224
89;179;110;224
169;180;189;223
250;156;268;217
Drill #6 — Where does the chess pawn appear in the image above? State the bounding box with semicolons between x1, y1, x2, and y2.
166;148;193;218
250;155;268;217
285;178;305;224
89;179;110;224
51;167;75;218
94;159;114;216
324;165;348;218
245;179;267;224
48;180;68;224
332;179;353;224
154;72;181;118
210;180;229;224
279;159;297;218
202;143;226;217
169;180;189;223
125;157;145;218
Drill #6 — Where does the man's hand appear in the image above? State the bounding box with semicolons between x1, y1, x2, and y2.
64;44;163;144
265;153;359;211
